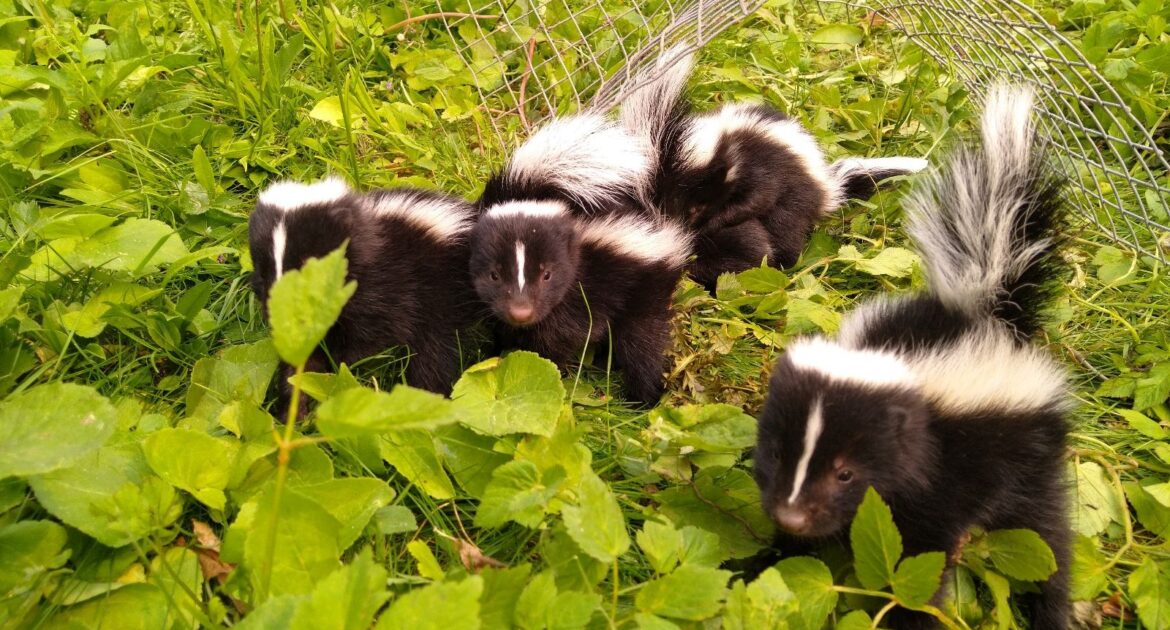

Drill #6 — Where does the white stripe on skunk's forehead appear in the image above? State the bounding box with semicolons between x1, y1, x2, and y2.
577;215;693;268
366;191;474;243
484;200;570;219
787;397;824;505
909;324;1070;415
506;114;651;210
785;337;916;388
258;177;350;212
682;104;834;193
272;221;288;280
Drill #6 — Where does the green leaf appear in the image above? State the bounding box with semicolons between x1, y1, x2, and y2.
835;610;874;630
1070;534;1109;601
436;424;512;497
1118;408;1168;438
984;529;1057;582
316;386;457;438
290;551;389;630
475;460;563;529
267;245;356;366
186;340;278;424
1074;461;1125;536
71;218;190;275
855;247;920;278
147;547;202;627
1133;363;1170;412
657;404;757;453
142;428;238;510
192;144;215;195
775;556;837;630
29;440;181;547
1145;481;1170;507
479;565;532;630
1129;557;1170;630
514;571;600;630
309;96;345;127
380;430;456;499
636;564;731;620
735;266;789;292
235;596;302;630
811;24;864;46
373;505;417;535
42;584;170;629
375;577;484;630
561;472;630;563
637;519;685;574
891;552;946;608
407;540;444;580
0;285;24;322
295;478;395;550
452;353;565;437
784;298;840;334
0;383;116;478
655;467;774;559
0;520;70;598
540;526;608;591
722;568;796;629
244;487;342;598
850;487;903;590
1127;481;1170;538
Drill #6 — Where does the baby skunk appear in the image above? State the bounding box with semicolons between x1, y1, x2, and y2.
249;178;477;406
469;200;691;405
752;87;1071;629
620;52;927;287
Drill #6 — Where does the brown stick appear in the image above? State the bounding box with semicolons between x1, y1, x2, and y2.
386;12;499;33
517;36;538;130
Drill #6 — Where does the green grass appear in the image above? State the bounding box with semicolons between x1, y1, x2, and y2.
1;0;1169;628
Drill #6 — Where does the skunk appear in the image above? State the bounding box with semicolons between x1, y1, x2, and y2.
249;178;477;407
619;53;927;286
468;200;691;405
752;87;1071;629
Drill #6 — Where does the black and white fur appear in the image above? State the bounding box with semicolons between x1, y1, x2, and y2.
469;199;691;405
753;87;1071;629
249;178;478;407
620;51;927;287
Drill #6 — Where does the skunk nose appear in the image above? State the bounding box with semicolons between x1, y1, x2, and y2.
772;506;810;534
508;303;535;324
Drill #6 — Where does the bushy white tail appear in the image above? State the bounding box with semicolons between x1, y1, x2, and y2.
907;86;1066;338
618;45;695;154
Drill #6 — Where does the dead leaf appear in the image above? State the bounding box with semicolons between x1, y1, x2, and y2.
192;519;234;583
456;538;505;573
1101;592;1133;621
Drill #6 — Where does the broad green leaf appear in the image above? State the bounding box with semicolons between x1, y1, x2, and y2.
0;477;27;513
186;340;278;424
636;564;731;620
656;404;757;453
375;577;483;630
855;247;920;278
514;571;600;630
142;428;238;510
891;552;946;608
561;472;630;563
655;467;774;559
1070;534;1109;601
290;364;361;402
811;24;864;46
373;505;417;535
1118;408;1168;439
309;96;345;127
380;430;456;499
637;519;685;574
244;487;342;598
295;478;395;550
0;383;116;478
316;386;456;438
480;565;532;630
541;526;608;591
722;568;795;629
42;584;170;630
235;596;301;630
835;610;874;630
634;613;680;629
850;487;902;590
1133;364;1170;412
1146;481;1170;507
30;440;181;547
1127;481;1170;538
1129;557;1170;630
475;460;563;529
60;283;160;338
407;540;444;580
436;424;511;497
0;521;69;598
290;551;389;630
678;525;726;567
147;547;201;627
735;266;789;292
452;353;565;437
0;286;24;322
784;298;840;334
775;556;837;630
984;529;1057;582
192;145;215;194
267;246;356;367
1074;461;1125;536
66;218;189;275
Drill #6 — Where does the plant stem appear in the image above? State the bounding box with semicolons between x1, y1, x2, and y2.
259;361;305;601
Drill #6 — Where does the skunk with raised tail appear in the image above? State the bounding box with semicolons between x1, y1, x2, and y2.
469;200;691;405
753;87;1072;628
249;178;477;407
620;51;927;287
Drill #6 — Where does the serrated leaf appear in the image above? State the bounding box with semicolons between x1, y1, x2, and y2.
0;383;116;478
637;519;684;574
655;467;774;559
811;24;863;46
984;529;1057;582
1074;461;1125;536
452;353;565;436
480;565;532;630
636;564;731;620
1129;557;1170;630
316;386;457;438
295;478;395;550
70;218;190;274
375;577;483;630
1118;408;1168;438
380;430;456;499
514;571;600;630
142;428;238;510
407;540;444;580
561;472;630;563
850;487;903;590
1133;364;1170;412
186;340;278;424
775;556;837;630
1127;481;1170;538
855;247;920;278
835;610;874;630
735;266;789;292
290;551;389;630
0;520;70;599
244;487;342;598
267;245;356;367
475;460;562;529
42;584;170;629
892;552;946;608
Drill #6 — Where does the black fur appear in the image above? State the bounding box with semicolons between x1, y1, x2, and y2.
249;185;478;410
468;209;688;405
753;90;1072;629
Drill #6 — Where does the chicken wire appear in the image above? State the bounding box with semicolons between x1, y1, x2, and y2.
442;0;1170;262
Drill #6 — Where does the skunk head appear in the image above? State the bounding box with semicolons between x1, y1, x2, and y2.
754;339;937;538
470;201;581;327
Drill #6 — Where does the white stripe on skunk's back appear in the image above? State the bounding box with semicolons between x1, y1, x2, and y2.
258;177;350;212
365;190;475;243
484;200;570;219
785;337;917;389
577;215;693;268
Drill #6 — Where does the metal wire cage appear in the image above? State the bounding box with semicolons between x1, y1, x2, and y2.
442;0;1169;262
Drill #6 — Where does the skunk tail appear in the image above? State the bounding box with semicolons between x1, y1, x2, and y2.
907;85;1066;340
618;45;695;156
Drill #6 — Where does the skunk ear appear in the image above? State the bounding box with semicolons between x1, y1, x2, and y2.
888;404;923;434
830;157;928;201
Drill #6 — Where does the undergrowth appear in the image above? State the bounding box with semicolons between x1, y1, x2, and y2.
0;0;1168;628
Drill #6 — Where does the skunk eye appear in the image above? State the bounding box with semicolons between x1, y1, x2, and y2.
489;271;500;281
542;270;552;281
837;469;854;483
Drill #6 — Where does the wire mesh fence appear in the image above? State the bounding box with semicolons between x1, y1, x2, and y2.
442;0;1169;262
